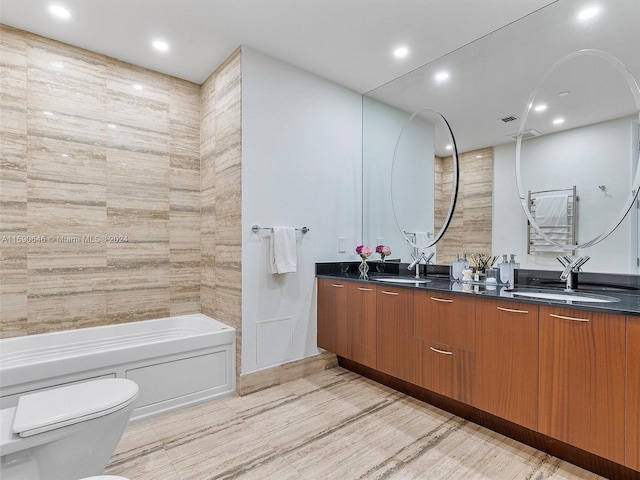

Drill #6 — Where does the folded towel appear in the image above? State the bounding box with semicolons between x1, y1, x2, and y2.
270;226;297;274
414;232;430;247
535;195;568;227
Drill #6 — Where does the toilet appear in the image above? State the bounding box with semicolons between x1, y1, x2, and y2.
0;378;138;480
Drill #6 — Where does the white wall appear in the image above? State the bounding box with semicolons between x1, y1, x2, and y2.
493;116;638;273
241;47;362;375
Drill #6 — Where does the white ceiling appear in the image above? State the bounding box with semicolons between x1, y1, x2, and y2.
0;0;555;92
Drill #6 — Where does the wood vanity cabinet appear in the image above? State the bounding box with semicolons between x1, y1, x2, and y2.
414;290;475;404
317;278;348;357
475;298;539;430
345;281;377;368
375;285;416;384
627;316;640;471
538;306;626;464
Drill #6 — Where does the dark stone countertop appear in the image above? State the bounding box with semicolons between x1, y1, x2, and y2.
316;261;640;317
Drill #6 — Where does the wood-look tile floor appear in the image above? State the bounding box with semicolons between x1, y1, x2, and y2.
105;367;604;480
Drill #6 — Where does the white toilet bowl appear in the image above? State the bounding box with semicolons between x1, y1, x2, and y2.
0;378;138;480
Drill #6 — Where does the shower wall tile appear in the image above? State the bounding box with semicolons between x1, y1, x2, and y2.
437;147;493;263
201;47;243;381
0;26;201;338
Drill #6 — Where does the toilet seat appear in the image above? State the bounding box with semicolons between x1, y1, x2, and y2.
12;378;138;437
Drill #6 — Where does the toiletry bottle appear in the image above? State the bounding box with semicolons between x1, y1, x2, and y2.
499;254;510;284
509;254;519;286
450;253;461;281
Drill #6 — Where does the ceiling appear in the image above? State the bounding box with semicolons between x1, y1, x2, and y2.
0;0;555;93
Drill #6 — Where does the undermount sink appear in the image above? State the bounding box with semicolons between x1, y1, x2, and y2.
373;277;432;285
506;289;619;304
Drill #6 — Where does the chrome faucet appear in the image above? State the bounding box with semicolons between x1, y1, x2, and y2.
556;255;590;291
408;251;435;279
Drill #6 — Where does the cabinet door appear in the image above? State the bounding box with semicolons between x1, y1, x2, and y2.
376;286;416;383
346;282;377;368
414;290;475;350
539;306;625;464
317;278;348;357
418;341;475;404
475;299;539;429
627;317;640;471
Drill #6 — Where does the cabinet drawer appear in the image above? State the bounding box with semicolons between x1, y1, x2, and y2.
417;340;475;404
414;291;475;350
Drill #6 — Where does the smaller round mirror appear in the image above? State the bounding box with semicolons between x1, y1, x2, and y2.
391;108;460;250
516;49;640;251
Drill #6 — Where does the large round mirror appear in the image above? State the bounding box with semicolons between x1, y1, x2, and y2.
516;49;640;252
391;108;459;251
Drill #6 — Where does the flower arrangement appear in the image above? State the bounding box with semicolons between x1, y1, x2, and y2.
376;245;391;262
355;244;372;260
355;245;372;278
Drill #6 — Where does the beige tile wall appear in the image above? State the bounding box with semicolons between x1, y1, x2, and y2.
0;26;201;337
200;48;243;377
436;147;494;263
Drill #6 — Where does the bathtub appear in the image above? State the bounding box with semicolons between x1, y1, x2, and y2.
0;313;235;421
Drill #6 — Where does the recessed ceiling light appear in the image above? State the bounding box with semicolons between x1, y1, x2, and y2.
553;118;565;125
43;111;54;116
558;91;570;97
445;145;453;150
578;6;599;20
393;47;409;58
48;5;71;19
152;40;169;52
61;153;69;158
107;123;117;129
476;155;483;159
435;72;449;81
534;104;547;112
132;84;143;91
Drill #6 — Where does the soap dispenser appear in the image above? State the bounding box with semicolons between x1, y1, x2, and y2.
499;254;510;284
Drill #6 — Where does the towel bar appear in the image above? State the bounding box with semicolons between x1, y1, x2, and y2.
251;224;309;234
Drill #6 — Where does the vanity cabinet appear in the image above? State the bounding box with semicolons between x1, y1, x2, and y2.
538;306;626;464
414;291;475;404
317;279;348;357
475;298;539;430
345;282;377;368
375;286;416;383
627;316;640;471
316;278;376;366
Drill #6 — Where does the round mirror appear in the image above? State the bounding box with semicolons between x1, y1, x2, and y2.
516;49;640;252
391;108;460;250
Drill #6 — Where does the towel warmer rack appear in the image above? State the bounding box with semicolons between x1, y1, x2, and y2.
251;224;309;234
527;186;577;255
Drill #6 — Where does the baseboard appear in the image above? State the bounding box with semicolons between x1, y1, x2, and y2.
238;351;338;396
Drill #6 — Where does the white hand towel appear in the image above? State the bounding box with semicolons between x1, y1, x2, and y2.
535;195;568;227
270;226;297;274
414;232;430;247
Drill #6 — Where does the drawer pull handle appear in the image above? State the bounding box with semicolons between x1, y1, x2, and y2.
430;297;453;303
430;346;453;355
549;313;590;322
381;290;399;296
497;306;529;314
357;287;373;292
331;284;344;288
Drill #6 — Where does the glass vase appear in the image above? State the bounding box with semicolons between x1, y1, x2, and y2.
358;258;369;279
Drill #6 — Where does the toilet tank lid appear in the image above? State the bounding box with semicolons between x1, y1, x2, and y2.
12;378;139;438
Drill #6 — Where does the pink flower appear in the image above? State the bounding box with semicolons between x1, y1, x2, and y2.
376;245;392;261
356;245;372;259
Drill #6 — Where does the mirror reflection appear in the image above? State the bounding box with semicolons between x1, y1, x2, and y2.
516;49;640;252
362;0;640;274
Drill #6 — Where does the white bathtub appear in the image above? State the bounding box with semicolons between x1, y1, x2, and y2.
0;313;235;421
